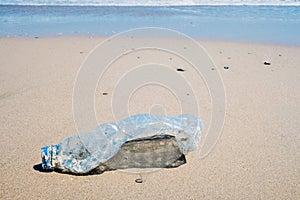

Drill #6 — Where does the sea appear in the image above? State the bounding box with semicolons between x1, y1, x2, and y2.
0;0;300;45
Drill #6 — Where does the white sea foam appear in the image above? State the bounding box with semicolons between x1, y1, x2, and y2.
0;0;299;6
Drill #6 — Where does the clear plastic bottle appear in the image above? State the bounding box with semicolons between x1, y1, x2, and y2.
41;114;203;174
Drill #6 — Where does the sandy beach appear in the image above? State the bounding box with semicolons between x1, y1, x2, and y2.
0;37;299;199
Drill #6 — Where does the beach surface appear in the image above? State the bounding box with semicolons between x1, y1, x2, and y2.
0;37;299;199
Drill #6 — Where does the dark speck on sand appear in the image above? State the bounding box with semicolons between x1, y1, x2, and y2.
135;178;143;183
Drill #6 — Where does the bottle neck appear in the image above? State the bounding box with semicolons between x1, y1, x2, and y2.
41;145;58;170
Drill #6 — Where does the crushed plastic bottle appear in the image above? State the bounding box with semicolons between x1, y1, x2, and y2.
41;114;203;174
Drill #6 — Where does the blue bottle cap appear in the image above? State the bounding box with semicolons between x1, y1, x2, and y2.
41;145;57;170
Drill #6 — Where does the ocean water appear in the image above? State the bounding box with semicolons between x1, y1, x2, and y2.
1;0;300;6
0;1;300;45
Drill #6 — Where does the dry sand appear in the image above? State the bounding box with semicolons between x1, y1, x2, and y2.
0;37;299;199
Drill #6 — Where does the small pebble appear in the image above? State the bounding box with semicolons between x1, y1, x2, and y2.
102;93;108;95
211;67;215;71
135;178;143;183
177;68;185;72
224;66;230;70
264;61;271;65
80;51;84;54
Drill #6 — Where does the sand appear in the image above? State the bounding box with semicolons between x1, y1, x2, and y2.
0;37;299;199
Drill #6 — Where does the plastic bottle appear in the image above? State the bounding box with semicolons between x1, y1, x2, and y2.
41;114;203;174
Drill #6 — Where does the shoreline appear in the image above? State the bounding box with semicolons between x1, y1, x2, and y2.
2;36;300;48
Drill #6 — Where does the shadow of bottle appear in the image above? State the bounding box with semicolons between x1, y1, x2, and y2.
33;163;53;173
